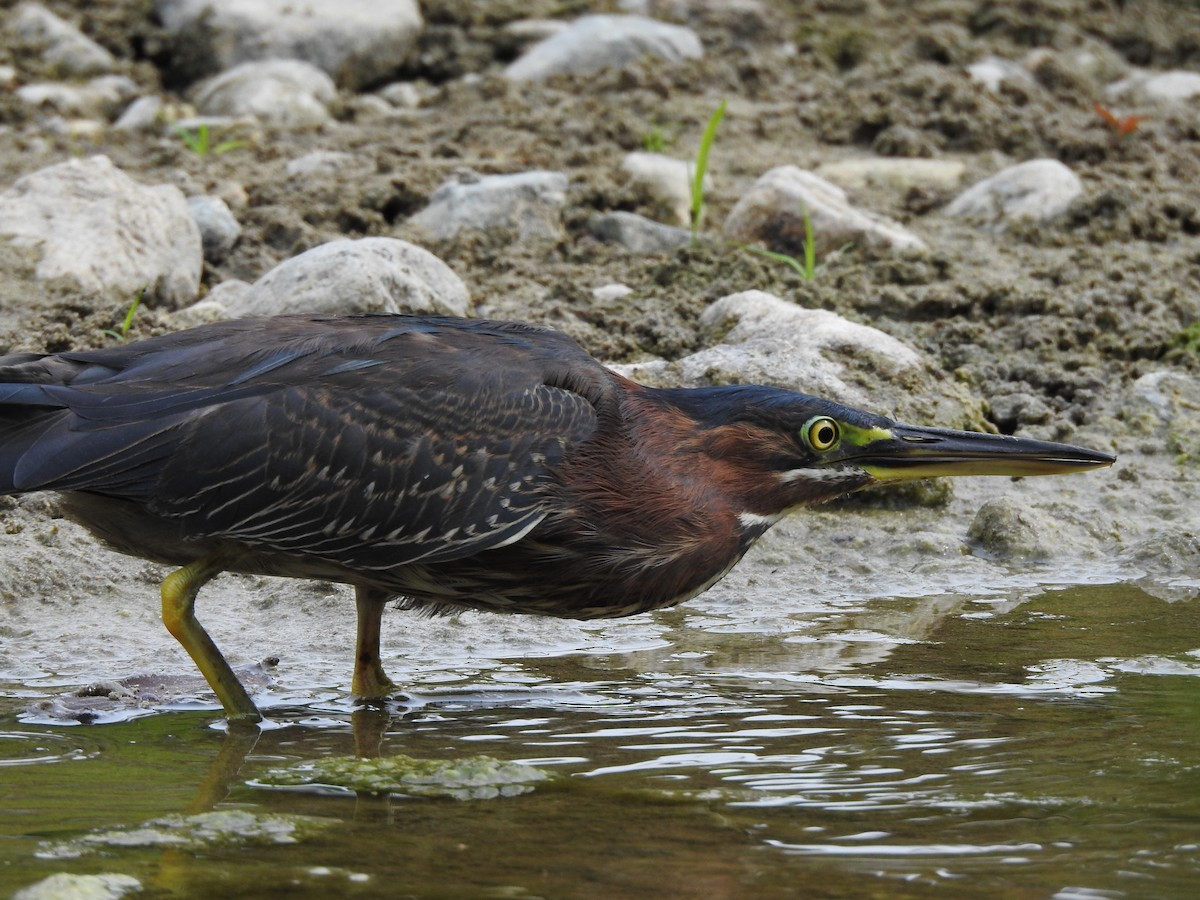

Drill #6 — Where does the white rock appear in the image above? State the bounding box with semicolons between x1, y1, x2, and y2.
408;171;569;241
614;291;982;424
504;14;702;82
113;95;163;131
589;210;692;253
44;117;105;140
1022;43;1129;91
377;81;423;108
284;150;359;177
621;151;707;226
155;0;422;90
944;159;1082;227
212;181;249;212
0;155;201;304
192;60;336;128
9;2;115;77
967;55;1035;92
620;0;775;32
502;18;571;48
814;157;966;191
724;166;927;255
1106;69;1200;104
345;93;395;122
593;283;634;301
16;74;138;120
13;872;141;900
211;238;469;318
186;195;240;263
613;291;976;421
170;296;232;329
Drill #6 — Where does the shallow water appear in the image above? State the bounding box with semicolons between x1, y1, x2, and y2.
4;578;1200;898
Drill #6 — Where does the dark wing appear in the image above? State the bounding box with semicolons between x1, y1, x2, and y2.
0;315;614;568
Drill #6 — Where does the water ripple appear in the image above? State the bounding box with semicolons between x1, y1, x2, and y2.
0;729;104;767
766;838;1044;857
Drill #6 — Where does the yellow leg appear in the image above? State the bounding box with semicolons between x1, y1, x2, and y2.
352;586;397;699
161;551;262;723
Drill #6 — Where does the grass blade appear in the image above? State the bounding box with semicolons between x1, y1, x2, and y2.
690;99;727;247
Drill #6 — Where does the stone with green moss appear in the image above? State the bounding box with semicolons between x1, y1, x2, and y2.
258;753;550;800
38;810;334;860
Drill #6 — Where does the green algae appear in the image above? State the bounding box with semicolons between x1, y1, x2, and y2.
38;810;335;861
257;753;550;800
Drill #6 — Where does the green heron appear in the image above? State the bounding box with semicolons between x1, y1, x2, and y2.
0;315;1114;721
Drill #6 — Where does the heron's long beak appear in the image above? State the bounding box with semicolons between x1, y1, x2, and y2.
849;424;1116;481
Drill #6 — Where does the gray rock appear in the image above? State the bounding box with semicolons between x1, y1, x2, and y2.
186;195;241;263
192;60;336;128
1117;530;1200;603
200;238;469;318
944;159;1082;227
621;151;706;226
589;210;692;253
612;290;983;426
814;157;966;192
16;74;138;120
155;0;422;90
724;166;927;255
0;155;201;305
966;496;1086;560
408;170;569;241
504;14;702;82
987;390;1053;428
1106;69;1200;104
1118;371;1200;446
113;95;163;131
9;2;115;77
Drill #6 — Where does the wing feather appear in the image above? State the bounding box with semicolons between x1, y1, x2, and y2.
0;315;612;566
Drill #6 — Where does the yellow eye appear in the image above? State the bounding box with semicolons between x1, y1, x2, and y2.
805;416;841;452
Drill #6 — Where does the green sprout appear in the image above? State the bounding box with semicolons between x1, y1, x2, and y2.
743;205;818;280
642;126;671;153
174;122;246;156
102;289;143;342
1171;322;1200;360
689;99;726;248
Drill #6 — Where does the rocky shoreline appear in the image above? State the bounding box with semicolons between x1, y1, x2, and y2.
0;0;1198;712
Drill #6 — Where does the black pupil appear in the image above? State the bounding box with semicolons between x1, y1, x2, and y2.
815;423;835;446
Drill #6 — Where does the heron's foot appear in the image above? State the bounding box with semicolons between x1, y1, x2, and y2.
352;584;397;700
352;655;398;700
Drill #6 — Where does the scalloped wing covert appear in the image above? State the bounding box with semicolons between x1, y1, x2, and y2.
0;315;610;568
